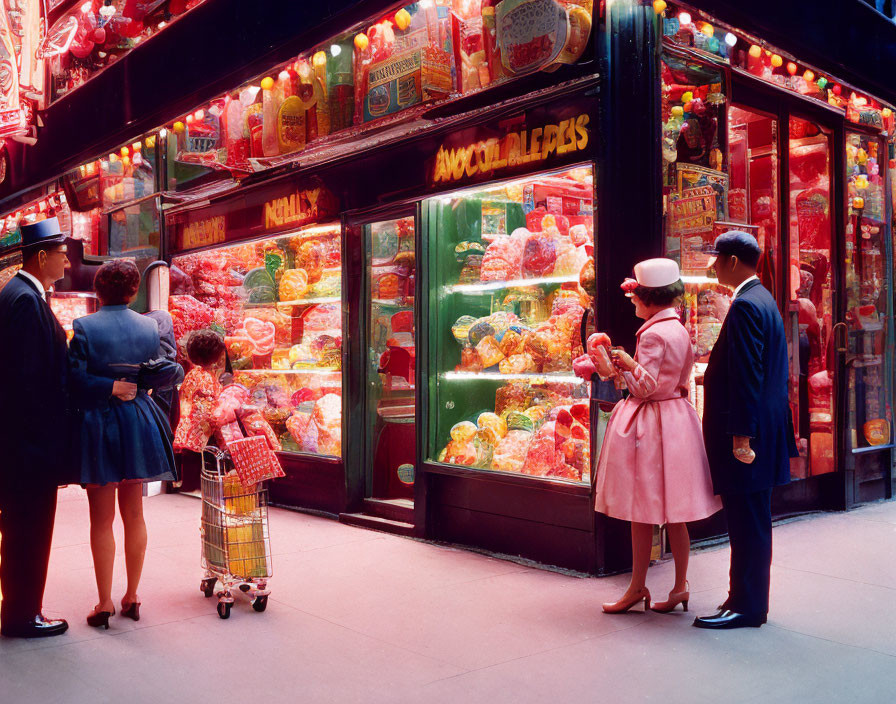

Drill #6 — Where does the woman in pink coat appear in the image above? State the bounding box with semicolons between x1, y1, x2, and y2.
574;258;720;614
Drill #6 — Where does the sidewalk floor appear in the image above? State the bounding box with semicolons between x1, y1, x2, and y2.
1;487;895;703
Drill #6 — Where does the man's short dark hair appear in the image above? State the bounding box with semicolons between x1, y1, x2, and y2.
633;279;685;307
94;259;141;305
187;329;225;368
22;243;64;265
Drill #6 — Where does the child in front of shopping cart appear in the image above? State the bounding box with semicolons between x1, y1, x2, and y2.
174;329;225;453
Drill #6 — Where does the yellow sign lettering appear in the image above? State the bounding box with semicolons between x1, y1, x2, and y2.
431;113;591;184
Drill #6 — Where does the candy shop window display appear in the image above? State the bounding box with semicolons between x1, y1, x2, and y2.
108;198;160;261
48;292;99;342
163;1;595;179
660;4;734;62
657;3;895;127
170;223;343;458
661;51;729;410
425;165;595;483
99;137;159;209
43;0;209;103
845;132;892;451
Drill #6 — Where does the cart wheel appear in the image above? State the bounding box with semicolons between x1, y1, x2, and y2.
217;601;232;619
201;578;216;598
251;595;268;613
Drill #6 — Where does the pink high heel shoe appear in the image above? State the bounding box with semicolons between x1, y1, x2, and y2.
602;587;651;614
651;582;690;613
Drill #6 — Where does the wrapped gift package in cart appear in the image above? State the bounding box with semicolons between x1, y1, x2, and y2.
200;446;273;619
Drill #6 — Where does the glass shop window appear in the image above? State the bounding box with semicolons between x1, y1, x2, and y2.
423;165;595;484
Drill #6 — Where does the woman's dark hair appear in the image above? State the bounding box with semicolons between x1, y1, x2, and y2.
187;329;225;368
94;259;140;305
633;279;685;307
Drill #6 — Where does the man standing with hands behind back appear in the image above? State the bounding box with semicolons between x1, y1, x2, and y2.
694;231;798;630
0;218;137;638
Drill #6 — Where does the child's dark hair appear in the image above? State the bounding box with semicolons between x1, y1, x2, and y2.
186;328;225;367
633;279;685;307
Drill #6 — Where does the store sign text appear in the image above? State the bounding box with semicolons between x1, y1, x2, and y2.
264;187;324;230
181;215;226;250
433;114;590;184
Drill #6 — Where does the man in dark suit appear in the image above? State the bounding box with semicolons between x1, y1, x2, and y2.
694;231;798;630
0;218;71;638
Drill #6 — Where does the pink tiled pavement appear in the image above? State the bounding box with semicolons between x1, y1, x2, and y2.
1;486;895;703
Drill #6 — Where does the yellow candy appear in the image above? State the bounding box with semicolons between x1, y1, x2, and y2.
523;406;548;424
477;412;508;439
476;335;504;368
394;8;411;31
450;421;478;442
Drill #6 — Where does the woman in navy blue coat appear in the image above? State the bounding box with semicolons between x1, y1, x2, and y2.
69;260;183;628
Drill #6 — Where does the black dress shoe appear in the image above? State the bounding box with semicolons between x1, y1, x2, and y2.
692;609;765;629
1;614;69;639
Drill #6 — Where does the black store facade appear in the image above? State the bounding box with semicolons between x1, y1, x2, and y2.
1;0;894;575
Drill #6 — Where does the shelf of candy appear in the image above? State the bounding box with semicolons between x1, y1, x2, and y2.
169;227;343;458
450;291;589;376
846;134;885;225
230;371;343;457
660;53;728;276
437;384;590;482
436;289;590;481
165;1;594;178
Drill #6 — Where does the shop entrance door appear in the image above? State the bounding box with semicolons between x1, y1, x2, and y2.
786;115;840;484
351;213;418;531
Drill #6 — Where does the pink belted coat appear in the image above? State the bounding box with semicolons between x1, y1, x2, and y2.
595;308;721;524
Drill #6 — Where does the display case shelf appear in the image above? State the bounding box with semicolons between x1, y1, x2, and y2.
371;298;414;307
444;274;581;295
276;296;342;307
441;371;584;384
238;368;341;375
681;275;722;285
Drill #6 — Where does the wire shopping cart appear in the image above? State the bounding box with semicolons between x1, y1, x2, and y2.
199;446;272;619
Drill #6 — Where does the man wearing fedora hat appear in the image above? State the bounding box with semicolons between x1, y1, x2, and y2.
693;231;798;630
0;217;71;638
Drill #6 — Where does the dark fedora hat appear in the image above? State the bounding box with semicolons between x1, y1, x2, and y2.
20;217;67;252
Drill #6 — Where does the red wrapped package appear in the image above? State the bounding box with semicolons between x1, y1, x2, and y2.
522;235;557;277
240;411;282;452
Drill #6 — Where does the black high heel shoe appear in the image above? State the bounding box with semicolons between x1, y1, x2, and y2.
86;607;115;629
121;601;141;622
